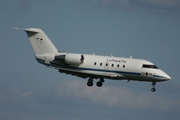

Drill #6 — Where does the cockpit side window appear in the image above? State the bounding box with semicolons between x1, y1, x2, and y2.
152;65;158;69
142;64;159;69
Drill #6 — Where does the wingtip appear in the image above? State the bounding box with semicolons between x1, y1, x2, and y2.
12;27;18;30
12;27;24;31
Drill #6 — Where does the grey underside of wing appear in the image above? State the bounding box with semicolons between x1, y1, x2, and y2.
57;69;122;80
58;69;94;79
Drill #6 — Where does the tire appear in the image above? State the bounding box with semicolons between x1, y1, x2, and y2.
87;81;93;87
96;82;103;87
151;88;156;92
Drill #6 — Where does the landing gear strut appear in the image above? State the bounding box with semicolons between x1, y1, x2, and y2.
87;77;93;87
151;82;156;92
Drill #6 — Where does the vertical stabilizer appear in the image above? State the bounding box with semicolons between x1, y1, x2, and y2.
14;28;58;55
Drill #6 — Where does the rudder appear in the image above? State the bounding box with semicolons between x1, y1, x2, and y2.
14;28;58;55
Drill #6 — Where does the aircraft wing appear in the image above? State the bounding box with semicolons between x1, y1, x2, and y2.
58;69;93;79
58;68;123;79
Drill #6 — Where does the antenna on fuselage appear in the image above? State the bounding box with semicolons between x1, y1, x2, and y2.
110;54;114;57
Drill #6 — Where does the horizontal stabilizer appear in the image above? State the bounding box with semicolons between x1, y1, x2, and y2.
12;27;39;33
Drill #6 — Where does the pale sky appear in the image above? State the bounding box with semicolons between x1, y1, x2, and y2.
0;0;180;120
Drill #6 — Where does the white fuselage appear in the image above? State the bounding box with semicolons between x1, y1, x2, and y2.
35;53;171;82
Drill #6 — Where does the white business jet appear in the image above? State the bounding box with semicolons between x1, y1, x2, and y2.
14;28;171;92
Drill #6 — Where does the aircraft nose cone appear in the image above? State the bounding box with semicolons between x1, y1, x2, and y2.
166;74;171;80
159;70;171;81
163;72;171;80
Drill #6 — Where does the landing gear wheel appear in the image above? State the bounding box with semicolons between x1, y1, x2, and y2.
151;88;156;92
151;82;156;92
96;82;103;87
87;77;93;87
87;81;93;87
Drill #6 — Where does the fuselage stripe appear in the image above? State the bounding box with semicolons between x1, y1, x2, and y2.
35;58;167;79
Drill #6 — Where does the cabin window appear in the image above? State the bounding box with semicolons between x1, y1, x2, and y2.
142;64;159;69
100;63;102;66
123;65;125;68
112;64;114;67
94;62;96;65
106;63;108;66
117;64;119;67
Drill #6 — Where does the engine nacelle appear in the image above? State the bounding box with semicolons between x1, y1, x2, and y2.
65;53;84;65
55;53;84;65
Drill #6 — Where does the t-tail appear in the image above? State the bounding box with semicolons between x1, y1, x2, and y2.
13;28;59;65
13;28;58;55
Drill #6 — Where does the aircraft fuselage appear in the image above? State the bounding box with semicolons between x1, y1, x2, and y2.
35;53;170;82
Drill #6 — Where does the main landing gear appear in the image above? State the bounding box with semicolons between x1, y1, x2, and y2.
87;77;93;87
87;77;104;87
151;82;156;92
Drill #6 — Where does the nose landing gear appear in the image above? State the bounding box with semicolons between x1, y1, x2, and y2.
151;82;156;92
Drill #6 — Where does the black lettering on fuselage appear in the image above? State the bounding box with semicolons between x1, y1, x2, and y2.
107;59;126;63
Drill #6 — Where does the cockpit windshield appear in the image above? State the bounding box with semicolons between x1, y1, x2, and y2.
142;64;159;69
